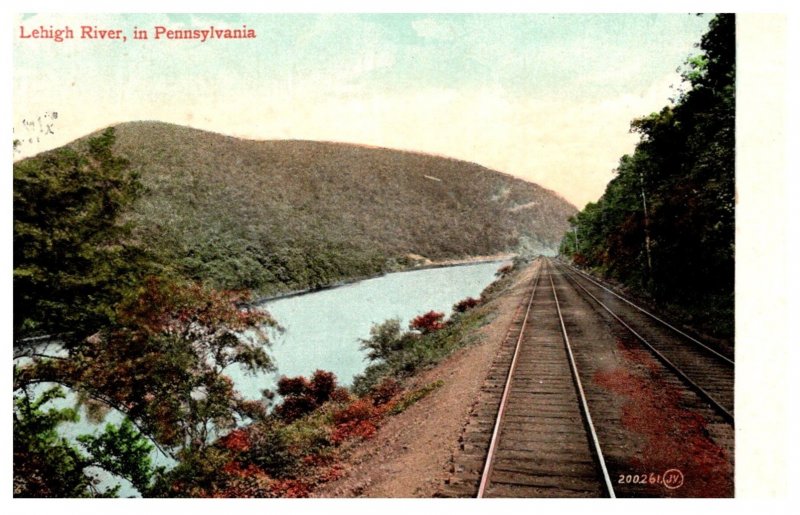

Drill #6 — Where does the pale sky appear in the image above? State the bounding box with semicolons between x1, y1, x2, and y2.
13;13;711;208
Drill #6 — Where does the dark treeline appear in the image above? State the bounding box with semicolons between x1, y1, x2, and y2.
559;14;734;338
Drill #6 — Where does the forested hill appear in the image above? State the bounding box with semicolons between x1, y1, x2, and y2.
97;122;575;294
559;14;735;339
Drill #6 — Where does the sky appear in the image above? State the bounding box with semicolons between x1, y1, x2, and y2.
12;13;711;208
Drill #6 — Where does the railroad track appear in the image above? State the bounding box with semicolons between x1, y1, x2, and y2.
442;259;616;497
440;257;734;498
552;260;734;423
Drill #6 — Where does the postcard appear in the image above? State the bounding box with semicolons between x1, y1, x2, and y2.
8;7;793;505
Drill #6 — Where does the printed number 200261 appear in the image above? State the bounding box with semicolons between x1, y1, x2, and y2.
617;469;684;490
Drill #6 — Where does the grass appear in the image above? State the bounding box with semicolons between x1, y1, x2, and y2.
388;380;445;415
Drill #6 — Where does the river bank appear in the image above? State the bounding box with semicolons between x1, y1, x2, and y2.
312;260;537;497
250;253;515;305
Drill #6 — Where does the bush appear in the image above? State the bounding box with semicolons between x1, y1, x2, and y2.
330;399;379;444
359;318;406;362
351;362;392;397
495;264;514;278
273;370;339;422
274;396;317;423
243;423;297;478
409;311;445;334
453;297;480;313
369;378;402;406
329;387;352;404
332;399;377;426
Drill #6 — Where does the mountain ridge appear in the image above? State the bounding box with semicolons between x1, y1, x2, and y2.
66;121;576;294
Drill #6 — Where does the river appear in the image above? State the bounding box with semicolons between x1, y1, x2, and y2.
230;260;507;398
15;260;507;496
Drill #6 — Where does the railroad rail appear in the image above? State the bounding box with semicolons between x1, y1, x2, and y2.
444;259;616;497
440;257;734;498
552;259;735;424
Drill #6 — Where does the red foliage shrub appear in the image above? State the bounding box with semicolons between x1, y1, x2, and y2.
219;429;250;453
274;370;339;422
220;460;261;477
332;398;376;425
330;386;351;403
409;310;445;334
273;395;317;422
308;370;337;404
331;420;377;444
276;376;309;396
370;378;401;406
269;479;311;498
330;398;381;444
319;464;344;483
453;296;480;313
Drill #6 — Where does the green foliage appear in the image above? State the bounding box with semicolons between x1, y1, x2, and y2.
388;380;444;415
358;318;409;363
350;362;393;397
13;385;157;498
13;128;147;342
160;444;231;497
559;14;735;338
77;419;156;495
244;422;301;478
13;128;283;497
231;410;332;482
13;386;89;497
95;121;576;296
353;306;489;394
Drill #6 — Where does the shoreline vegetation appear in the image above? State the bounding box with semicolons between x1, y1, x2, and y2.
158;259;522;497
251;253;515;305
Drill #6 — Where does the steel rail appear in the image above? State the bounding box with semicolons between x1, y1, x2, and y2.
554;260;734;425
476;262;542;498
547;260;617;498
562;262;734;366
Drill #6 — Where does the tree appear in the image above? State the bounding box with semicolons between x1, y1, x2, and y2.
13;126;282;496
559;14;735;336
359;318;407;362
14;127;146;344
14;385;157;497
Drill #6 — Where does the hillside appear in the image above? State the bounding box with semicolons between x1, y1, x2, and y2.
558;15;734;339
82;122;574;294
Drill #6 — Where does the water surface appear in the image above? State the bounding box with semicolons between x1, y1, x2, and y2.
230;261;505;398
